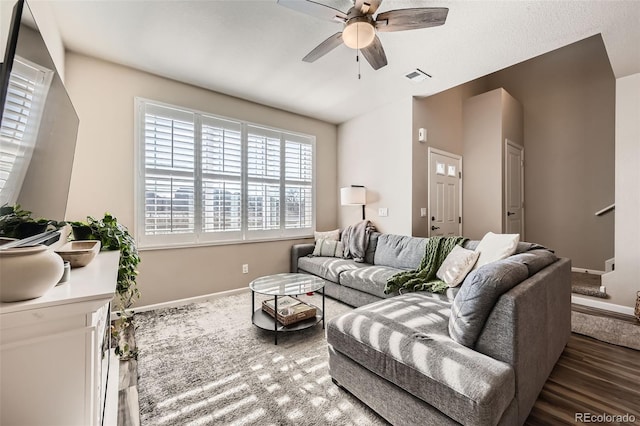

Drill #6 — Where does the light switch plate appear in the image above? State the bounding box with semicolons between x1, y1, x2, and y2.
378;208;388;217
420;208;427;217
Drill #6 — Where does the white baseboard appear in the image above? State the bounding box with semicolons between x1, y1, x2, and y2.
571;267;605;275
571;295;635;316
111;287;250;319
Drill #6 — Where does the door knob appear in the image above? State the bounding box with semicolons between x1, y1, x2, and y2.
431;226;440;231
507;212;515;216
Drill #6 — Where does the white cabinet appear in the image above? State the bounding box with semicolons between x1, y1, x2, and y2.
462;88;524;239
0;251;119;426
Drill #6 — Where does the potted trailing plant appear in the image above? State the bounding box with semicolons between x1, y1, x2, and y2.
0;204;65;239
72;213;141;359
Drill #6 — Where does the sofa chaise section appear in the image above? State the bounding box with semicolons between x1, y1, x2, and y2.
327;293;516;425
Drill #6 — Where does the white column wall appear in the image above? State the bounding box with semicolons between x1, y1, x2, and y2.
601;73;640;309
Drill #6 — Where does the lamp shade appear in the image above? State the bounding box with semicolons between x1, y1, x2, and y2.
340;186;366;205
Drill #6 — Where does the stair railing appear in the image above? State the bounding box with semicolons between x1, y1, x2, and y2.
594;203;615;216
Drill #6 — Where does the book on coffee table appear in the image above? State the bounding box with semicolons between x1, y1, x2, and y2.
262;296;317;326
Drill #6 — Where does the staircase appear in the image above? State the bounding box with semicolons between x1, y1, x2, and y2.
571;271;608;299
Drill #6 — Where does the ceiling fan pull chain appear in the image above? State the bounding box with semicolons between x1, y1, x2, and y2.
357;23;361;79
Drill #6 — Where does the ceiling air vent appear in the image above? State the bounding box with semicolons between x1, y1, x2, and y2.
404;68;431;82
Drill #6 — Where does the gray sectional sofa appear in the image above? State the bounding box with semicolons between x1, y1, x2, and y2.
291;232;571;426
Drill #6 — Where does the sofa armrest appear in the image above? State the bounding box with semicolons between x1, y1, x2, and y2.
474;257;571;424
291;243;315;272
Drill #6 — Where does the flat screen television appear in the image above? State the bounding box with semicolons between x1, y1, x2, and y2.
0;0;78;221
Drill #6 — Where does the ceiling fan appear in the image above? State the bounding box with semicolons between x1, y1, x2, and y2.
277;0;448;70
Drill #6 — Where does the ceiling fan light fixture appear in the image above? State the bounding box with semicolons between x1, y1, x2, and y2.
342;18;375;49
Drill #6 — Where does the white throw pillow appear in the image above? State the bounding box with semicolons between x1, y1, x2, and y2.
437;245;480;287
312;238;344;257
472;232;520;270
314;229;340;241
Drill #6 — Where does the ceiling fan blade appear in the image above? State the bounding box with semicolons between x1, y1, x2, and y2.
277;0;348;22
375;8;448;32
303;32;344;63
354;0;383;15
360;35;387;70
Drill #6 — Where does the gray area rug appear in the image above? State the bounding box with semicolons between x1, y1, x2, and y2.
134;293;387;426
571;311;640;350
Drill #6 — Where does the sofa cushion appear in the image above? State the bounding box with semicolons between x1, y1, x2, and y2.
339;265;403;299
373;234;427;269
464;240;547;255
312;238;344;257
297;257;366;283
364;231;380;265
437;245;480;287
508;249;557;276
449;259;529;347
472;232;520;271
314;229;340;241
327;293;515;426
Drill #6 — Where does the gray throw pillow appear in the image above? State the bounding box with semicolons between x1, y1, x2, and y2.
312;238;344;257
448;259;528;347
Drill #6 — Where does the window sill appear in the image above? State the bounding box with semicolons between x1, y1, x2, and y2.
138;234;314;252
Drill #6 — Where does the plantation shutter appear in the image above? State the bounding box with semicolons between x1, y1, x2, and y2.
142;103;196;243
284;137;313;231
200;116;242;241
247;125;281;236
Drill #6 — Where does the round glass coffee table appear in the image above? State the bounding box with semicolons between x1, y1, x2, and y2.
250;273;325;345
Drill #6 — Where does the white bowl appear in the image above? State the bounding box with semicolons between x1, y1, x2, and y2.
0;244;64;302
55;240;101;268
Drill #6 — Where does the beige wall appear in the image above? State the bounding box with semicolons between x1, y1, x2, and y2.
601;73;640;308
411;79;490;237
412;35;615;269
485;35;615;270
457;87;524;240
337;97;413;235
64;52;338;307
462;89;505;239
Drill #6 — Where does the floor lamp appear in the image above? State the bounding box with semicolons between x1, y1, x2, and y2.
340;185;366;220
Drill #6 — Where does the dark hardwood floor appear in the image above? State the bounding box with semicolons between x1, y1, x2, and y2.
526;333;640;425
119;307;640;426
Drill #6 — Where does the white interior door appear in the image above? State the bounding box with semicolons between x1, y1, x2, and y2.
428;148;462;237
505;139;524;238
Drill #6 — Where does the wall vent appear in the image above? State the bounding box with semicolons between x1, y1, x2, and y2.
404;68;431;82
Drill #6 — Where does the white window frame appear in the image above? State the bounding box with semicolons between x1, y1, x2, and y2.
134;98;316;249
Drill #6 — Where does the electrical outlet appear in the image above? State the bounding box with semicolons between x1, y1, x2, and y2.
378;208;388;217
242;264;249;274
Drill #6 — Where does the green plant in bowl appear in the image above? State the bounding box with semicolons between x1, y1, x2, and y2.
71;213;141;359
0;204;65;239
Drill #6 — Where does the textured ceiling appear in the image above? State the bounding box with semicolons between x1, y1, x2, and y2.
49;0;640;124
